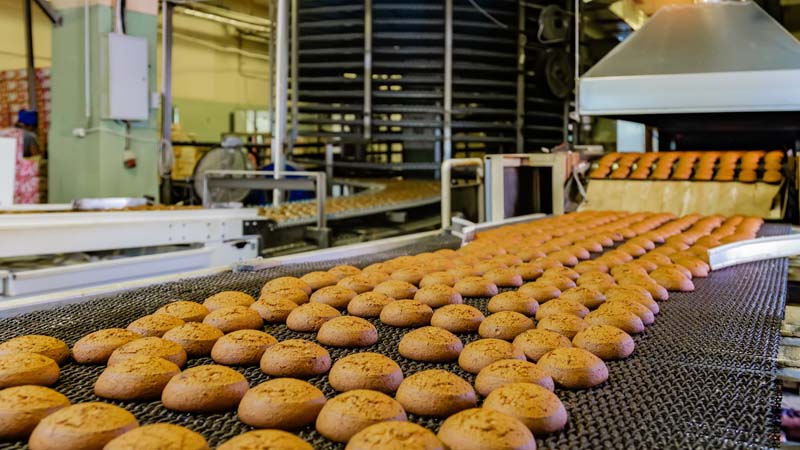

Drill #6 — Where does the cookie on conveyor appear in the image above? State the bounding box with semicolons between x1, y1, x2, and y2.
572;325;635;360
518;283;561;303
0;353;59;389
73;329;142;364
155;301;209;322
487;292;539;316
414;284;463;308
329;352;403;393
28;402;139;450
338;275;377;294
347;292;394;318
108;337;187;368
374;280;418;300
559;286;606;309
260;339;331;378
478;312;535;341
210;330;278;366
250;297;298;323
328;264;361;281
127;314;185;338
0;335;70;365
345;421;443;450
94;355;180;401
483;382;568;434
604;285;659;314
458;339;526;374
585;308;645;335
103;423;209;450
398;326;463;362
534;299;589;321
238;378;326;429
391;267;425;285
286;302;340;332
453;276;499;298
600;299;655;325
419;271;458;288
380;300;433;328
474;359;554;396
162;322;223;357
161;365;248;412
315;389;407;443
310;286;358;309
437;408;535;450
262;277;312;296
512;328;572;361
0;385;70;440
202;291;256;311
395;369;476;417
260;287;309;305
300;271;339;291
537;313;590;339
483;268;524;288
317;316;379;347
202;306;263;333
430;304;485;333
537;347;609;389
217;430;313;450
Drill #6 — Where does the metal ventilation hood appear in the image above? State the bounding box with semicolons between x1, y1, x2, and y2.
578;0;800;118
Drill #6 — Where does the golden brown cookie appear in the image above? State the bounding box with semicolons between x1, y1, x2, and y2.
764;170;783;183
391;267;425;285
310;286;358;309
317;316;379;347
483;382;567;434
374;280;418;300
437;408;535;450
537;313;590;339
337;275;377;294
238;378;326;429
103;423;209;450
108;337;187;368
0;353;58;389
345;421;443;450
251;297;299;323
210;330;278;365
0;385;70;440
262;277;312;296
218;430;312;450
537;347;608;389
430;304;485;334
380;300;433;328
94;355;180;401
300;271;339;291
600;299;655;325
419;271;458;288
162;322;223;357
395;369;476;417
513;263;544;281
155;301;209;322
478;312;535;341
414;285;463;308
518;283;561;303
161;365;248;412
453;276;499;298
202;306;263;333
329;352;403;394
559;286;606;309
573;325;635;360
604;286;660;314
315;389;407;443
512;328;573;362
487;291;539;316
260;339;331;378
535;299;589;321
202;291;256;311
258;287;309;305
0;335;69;366
286;302;340;332
474;359;554;396
28;402;138;450
649;267;695;292
328;265;361;281
398;326;463;362
483;268;524;288
458;339;526;374
347;292;394;318
127;314;185;338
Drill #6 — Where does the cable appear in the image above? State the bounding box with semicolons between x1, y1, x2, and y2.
466;0;509;30
83;127;161;144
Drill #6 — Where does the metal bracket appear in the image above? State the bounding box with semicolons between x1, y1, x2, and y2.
709;233;800;270
441;158;485;230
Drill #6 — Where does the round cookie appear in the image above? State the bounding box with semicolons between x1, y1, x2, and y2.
310;286;358;309
514;263;544;281
0;335;69;366
315;389;407;443
453;276;499;297
338;275;378;294
538;274;576;292
328;264;361;281
398;326;463;362
395;369;476;417
430;304;485;334
108;337;187;368
161;365;248;412
103;423;209;450
94;355;180;401
347;291;394;318
604;286;659;314
573;260;609;274
155;301;209;322
537;313;590;339
0;353;59;388
585;308;645;335
483;268;524;288
260;339;331;378
202;306;263;333
251;297;298;323
512;328;572;361
537;347;609;389
238;378;326;429
329;352;403;394
600;299;655;325
380;300;433;328
28;402;139;450
437;408;536;450
0;385;70;440
478;312;535;341
483;383;568;434
419;271;458;288
127;314;185;338
518;283;561;303
211;330;278;366
650;267;695;292
474;359;555;396
346;421;443;450
262;277;312;296
544;266;580;281
618;277;669;301
286;302;340;332
559;286;606;309
535;299;589;321
414;284;463;308
259;287;309;305
202;291;256;311
573;325;635;360
317;316;379;347
458;339;526;374
300;271;339;291
162;322;223;357
487;292;539;316
391;267;425;285
218;430;312;450
374;280;418;300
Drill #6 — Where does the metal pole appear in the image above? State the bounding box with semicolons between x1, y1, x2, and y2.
288;0;299;157
573;0;580;146
271;0;290;205
160;0;174;204
363;0;372;143
443;0;453;161
515;0;526;152
267;2;275;137
24;0;38;113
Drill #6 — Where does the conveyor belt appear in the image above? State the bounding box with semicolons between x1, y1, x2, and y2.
0;226;788;449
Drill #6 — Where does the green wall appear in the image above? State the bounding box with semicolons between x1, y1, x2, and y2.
173;98;266;143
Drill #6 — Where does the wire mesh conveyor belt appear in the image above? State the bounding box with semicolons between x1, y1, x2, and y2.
0;226;788;449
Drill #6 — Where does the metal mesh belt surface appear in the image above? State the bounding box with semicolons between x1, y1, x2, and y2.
0;227;788;449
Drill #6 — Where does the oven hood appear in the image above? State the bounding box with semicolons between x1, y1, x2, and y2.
578;0;800;118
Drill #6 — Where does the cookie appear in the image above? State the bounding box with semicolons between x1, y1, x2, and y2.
260;339;331;377
537;313;589;339
0;353;59;388
559;286;606;309
512;329;573;362
453;276;499;297
337;275;377;294
346;421;442;450
28;402;138;450
618;277;669;301
347;292;394;318
202;291;256;311
310;286;358;309
211;330;278;365
0;385;70;440
317;316;379;347
259;287;309;305
395;369;476;417
487;292;538;316
414;285;463;308
600;299;655;325
286;302;341;332
373;280;417;300
572;325;635;360
543;266;580;281
576;271;616;289
430;304;485;333
162;322;224;357
103;423;209;450
94;355;180;400
391;267;425;285
513;263;544;281
108;337;187;367
478;312;535;341
161;365;248;412
649;267;695;292
300;271;339;291
126;314;184;338
398;326;463;362
458;339;526;374
518;283;561;303
328;265;361;281
238;378;326;429
218;430;312;450
315;389;407;443
0;335;69;365
537;347;608;389
586;308;645;334
483;268;524;288
262;277;312;296
329;352;403;394
483;383;568;434
474;359;554;396
251;297;299;323
534;299;589;321
380;300;433;328
419;271;458;288
202;306;263;333
437;408;535;450
155;301;210;322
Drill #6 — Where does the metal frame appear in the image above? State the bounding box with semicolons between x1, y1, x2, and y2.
484;153;568;221
443;0;453;161
363;0;373;142
515;0;526;151
451;213;548;243
709;233;800;270
441;158;484;230
271;0;290;205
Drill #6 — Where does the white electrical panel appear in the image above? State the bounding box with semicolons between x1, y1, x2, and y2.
104;33;149;121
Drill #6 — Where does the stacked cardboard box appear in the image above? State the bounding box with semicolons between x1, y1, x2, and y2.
0;68;52;148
